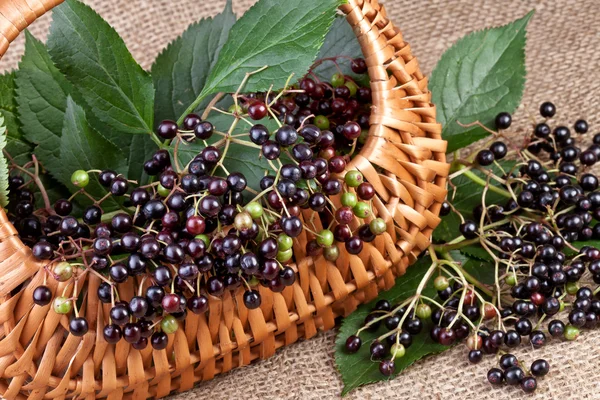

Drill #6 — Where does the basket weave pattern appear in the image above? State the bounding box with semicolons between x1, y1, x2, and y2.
0;0;448;398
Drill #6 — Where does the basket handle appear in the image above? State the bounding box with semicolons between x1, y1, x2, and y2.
0;0;64;59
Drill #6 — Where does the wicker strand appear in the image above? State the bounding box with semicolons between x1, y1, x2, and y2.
0;0;447;398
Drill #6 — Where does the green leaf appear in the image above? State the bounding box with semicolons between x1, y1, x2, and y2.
54;97;125;211
0;71;33;165
0;72;20;139
434;161;515;242
48;0;154;135
151;1;236;124
5;137;32;167
564;241;600;256
184;0;343;121
450;250;496;286
335;251;495;395
312;17;369;87
0;113;10;207
430;11;533;153
47;0;158;182
460;244;494;263
15;31;74;171
12;33;80;209
173;113;284;197
335;256;448;396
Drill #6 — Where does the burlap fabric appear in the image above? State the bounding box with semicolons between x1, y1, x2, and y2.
1;0;599;398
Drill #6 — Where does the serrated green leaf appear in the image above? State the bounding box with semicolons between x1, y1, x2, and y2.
312;17;369;87
433;161;515;242
183;0;343;122
460;244;494;262
0;71;32;165
335;256;448;396
430;11;533;153
0;113;10;207
0;72;20;139
48;0;154;135
5;137;32;167
450;250;496;286
173;113;285;198
15;31;74;171
151;1;236;125
47;0;158;183
336;251;496;395
13;33;83;210
53;97;125;212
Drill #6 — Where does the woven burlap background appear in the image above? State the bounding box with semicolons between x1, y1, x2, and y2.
1;0;600;398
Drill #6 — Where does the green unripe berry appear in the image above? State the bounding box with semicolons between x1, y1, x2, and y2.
369;218;387;235
71;170;89;188
315;115;330;130
341;192;358;208
157;183;170;197
195;234;210;247
161;315;179;334
245;201;264;219
433;276;449;291
345;81;358;97
390;343;405;359
345;170;364;187
317;229;334;247
228;104;243;115
358;129;369;144
566;282;578;295
353;202;370;218
415;304;432;320
505;275;517;286
53;261;73;282
323;245;340;262
331;73;345;88
53;297;72;314
277;234;294;251
564;324;580;341
276;248;293;263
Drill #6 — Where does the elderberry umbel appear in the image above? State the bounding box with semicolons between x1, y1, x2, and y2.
345;103;600;393
7;56;390;351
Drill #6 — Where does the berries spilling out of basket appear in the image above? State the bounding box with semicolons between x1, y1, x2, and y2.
344;102;600;392
6;57;393;350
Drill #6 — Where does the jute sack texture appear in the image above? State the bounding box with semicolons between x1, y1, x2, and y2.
2;0;600;399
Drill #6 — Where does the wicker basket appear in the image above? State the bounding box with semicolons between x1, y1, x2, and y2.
0;0;448;398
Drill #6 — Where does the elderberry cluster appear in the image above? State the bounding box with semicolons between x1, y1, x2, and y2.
487;356;549;393
9;57;390;350
344;102;600;393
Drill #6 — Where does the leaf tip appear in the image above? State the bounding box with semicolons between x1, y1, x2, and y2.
512;9;535;31
23;29;34;41
522;9;536;23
